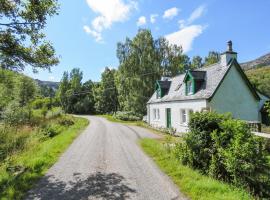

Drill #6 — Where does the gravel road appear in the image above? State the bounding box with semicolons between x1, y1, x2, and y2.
26;116;187;200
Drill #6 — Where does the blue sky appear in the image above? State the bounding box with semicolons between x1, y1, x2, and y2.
25;0;270;82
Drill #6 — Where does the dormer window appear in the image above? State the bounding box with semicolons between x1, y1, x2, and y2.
155;80;171;99
184;70;206;96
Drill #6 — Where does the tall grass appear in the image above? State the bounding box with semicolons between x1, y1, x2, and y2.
0;116;89;199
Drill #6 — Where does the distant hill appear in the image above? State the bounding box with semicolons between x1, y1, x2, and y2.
35;79;59;90
241;53;270;70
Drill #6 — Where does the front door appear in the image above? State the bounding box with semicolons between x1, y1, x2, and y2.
166;108;171;128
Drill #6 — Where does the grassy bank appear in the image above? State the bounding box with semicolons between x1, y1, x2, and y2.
140;138;252;200
0;116;89;199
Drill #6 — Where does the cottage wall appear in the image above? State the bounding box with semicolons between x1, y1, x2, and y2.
147;99;207;133
209;65;260;121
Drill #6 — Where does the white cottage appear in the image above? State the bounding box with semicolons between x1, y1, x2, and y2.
147;41;269;133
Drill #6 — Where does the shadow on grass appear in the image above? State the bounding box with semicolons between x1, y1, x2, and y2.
26;172;136;200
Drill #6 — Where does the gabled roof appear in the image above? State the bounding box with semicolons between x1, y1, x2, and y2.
148;59;260;104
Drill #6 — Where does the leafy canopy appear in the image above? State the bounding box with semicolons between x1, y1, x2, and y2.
0;0;59;71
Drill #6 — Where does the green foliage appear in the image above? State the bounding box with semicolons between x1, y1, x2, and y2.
177;112;270;197
116;29;190;115
140;138;252;200
245;67;270;97
0;0;59;71
0;116;88;199
58;69;96;114
113;111;142;121
94;67;118;114
191;55;203;69
2;101;29;126
204;51;220;67
15;75;38;106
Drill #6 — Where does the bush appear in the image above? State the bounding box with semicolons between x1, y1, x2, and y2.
57;118;74;126
114;111;142;121
0;127;29;161
176;112;270;197
31;98;51;109
40;124;64;138
2;102;29;126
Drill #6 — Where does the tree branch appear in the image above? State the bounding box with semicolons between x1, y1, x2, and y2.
0;22;39;27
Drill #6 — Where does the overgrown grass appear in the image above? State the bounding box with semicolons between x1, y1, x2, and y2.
140;138;253;200
0;116;89;199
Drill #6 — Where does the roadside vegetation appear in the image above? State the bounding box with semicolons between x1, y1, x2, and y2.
0;115;88;199
141;139;252;200
0;69;89;199
141;112;270;199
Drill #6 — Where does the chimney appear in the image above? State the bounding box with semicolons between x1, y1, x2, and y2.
220;40;237;66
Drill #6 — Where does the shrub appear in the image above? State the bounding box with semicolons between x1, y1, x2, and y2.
114;111;142;121
0;127;29;161
57;118;74;126
40;124;64;138
176;112;270;197
2;102;29;126
31;98;51;109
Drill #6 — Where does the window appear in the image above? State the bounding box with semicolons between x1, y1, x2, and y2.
180;109;187;124
186;81;193;95
153;108;160;120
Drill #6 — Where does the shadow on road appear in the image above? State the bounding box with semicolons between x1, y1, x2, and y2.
26;172;136;200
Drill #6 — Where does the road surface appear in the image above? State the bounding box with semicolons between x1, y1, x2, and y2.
26;116;186;200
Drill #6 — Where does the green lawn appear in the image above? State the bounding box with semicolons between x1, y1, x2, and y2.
0;116;89;199
140;138;253;200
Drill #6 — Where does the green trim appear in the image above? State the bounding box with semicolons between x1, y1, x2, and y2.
184;71;195;95
155;81;164;98
209;58;260;101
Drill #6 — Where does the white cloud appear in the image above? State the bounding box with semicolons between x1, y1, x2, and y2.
49;76;55;81
150;14;158;23
178;5;206;28
83;25;103;42
137;16;146;26
165;25;205;53
85;0;136;42
187;5;206;24
163;7;179;19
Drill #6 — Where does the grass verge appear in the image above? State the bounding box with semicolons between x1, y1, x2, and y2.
140;138;252;200
0;116;89;199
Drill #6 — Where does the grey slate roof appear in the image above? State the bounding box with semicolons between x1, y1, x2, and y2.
148;61;231;104
157;80;171;89
189;71;206;80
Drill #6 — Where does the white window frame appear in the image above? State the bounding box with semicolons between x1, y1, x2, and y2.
180;109;187;124
180;109;194;125
153;108;160;121
187;81;193;95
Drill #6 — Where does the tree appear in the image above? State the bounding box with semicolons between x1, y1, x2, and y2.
191;56;203;69
116;29;190;115
58;68;96;114
0;0;59;71
58;71;70;112
204;51;220;67
94;67;118;114
16;76;37;107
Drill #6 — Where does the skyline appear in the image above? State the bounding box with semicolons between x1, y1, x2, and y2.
24;0;270;82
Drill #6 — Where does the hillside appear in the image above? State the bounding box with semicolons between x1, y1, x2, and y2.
241;53;270;70
245;66;270;97
35;79;59;90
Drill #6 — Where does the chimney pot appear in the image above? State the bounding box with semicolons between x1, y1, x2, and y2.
227;40;233;52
